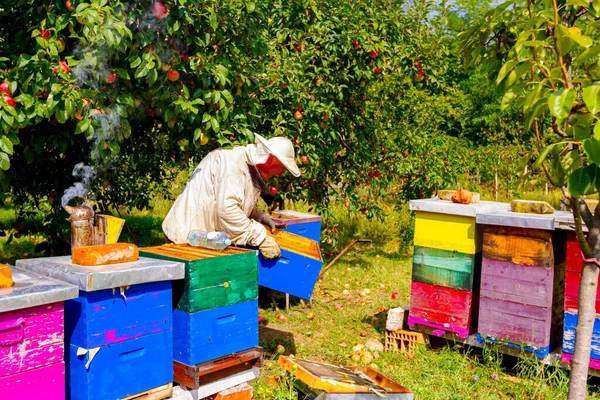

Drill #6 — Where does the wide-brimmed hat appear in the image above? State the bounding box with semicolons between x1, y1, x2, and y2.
254;133;301;177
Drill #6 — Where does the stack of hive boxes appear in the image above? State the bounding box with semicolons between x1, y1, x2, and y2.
475;209;565;358
16;256;184;400
561;228;600;369
140;244;261;395
408;199;509;338
0;267;78;400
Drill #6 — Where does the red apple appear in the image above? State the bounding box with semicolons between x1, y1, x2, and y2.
344;201;350;207
374;67;381;75
167;69;180;81
296;45;301;51
323;113;329;121
368;171;374;178
270;186;278;195
2;94;15;107
107;71;116;83
146;108;155;117
327;252;333;257
293;110;303;120
301;155;309;164
374;170;381;177
294;137;300;146
369;50;378;58
335;303;343;311
0;82;10;94
58;60;70;74
258;315;265;323
363;209;368;215
352;39;359;49
391;292;399;299
152;2;168;19
39;29;51;40
319;121;326;130
315;78;324;86
307;312;315;320
276;314;287;322
403;150;409;157
66;0;74;11
365;179;370;185
415;62;422;70
57;37;66;52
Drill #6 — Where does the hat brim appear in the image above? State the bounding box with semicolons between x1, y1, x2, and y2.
255;134;301;177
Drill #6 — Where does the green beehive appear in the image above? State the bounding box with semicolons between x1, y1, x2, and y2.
140;244;258;313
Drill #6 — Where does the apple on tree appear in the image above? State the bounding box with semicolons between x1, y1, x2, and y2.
293;110;303;120
0;82;10;94
107;71;116;83
2;94;16;107
270;186;278;195
167;69;180;81
39;29;51;40
152;2;168;19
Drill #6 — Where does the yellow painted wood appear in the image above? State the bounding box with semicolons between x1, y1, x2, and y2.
413;211;481;254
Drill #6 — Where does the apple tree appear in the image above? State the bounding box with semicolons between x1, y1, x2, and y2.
461;0;600;397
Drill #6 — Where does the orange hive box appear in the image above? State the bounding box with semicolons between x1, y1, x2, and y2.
72;243;139;266
266;229;321;260
0;264;13;288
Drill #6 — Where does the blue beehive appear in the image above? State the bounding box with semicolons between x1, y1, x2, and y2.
15;256;185;400
269;210;322;243
173;299;258;365
257;230;323;300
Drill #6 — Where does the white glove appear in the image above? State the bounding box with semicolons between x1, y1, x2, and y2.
259;236;281;259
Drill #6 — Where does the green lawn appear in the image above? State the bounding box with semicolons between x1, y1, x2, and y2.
0;198;596;399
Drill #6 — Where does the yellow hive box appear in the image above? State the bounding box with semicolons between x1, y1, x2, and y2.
413;211;481;255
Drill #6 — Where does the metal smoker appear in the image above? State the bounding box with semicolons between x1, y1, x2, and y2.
64;205;110;249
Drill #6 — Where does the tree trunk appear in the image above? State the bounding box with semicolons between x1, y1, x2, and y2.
568;259;599;399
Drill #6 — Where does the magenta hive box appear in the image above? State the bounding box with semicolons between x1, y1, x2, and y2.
0;266;78;400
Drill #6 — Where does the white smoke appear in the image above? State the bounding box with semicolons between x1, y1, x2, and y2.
61;163;97;207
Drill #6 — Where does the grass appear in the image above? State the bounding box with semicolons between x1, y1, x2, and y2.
1;195;598;399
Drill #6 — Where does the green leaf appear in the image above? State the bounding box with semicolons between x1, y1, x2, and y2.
555;25;575;56
0;136;13;154
595;122;600;140
211;117;220;133
246;2;255;12
583;138;600;164
547;88;576;119
576;45;600;66
583;85;600;114
500;90;517;111
0;152;9;171
568;166;593;197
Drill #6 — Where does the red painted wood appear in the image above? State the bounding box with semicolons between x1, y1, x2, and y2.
478;296;552;347
409;281;476;330
481;258;553;308
564;270;600;312
566;231;584;273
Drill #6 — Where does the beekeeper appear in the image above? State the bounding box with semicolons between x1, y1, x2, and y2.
162;134;300;259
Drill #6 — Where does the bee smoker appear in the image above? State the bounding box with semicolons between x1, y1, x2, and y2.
64;205;109;249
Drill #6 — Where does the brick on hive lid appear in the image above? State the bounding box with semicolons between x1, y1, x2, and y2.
438;189;480;203
0;264;12;288
510;199;555;214
386;306;409;331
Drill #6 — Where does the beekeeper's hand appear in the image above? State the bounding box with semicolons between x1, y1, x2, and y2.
259;236;281;259
259;214;278;233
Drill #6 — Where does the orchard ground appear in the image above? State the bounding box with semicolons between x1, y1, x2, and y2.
3;190;600;399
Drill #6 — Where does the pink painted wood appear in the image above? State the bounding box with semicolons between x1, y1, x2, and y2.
0;361;64;400
480;258;553;308
0;302;64;377
562;353;600;371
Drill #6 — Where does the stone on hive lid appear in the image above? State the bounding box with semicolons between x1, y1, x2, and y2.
511;199;555;214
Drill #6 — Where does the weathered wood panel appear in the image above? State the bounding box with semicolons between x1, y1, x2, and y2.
66;330;173;400
566;231;584;273
413;211;481;254
64;280;172;348
563;311;600;360
0;302;64;377
478;296;552;347
140;246;258;312
480;259;553;308
412;247;480;291
173;299;258;366
482;226;554;267
564;270;600;312
409;281;476;331
0;361;64;400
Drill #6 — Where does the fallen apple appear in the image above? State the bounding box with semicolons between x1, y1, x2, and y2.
276;313;287;322
391;292;399;299
307;312;315;320
258;315;265;323
335;303;343;310
344;283;350;289
275;344;285;353
343;289;350;296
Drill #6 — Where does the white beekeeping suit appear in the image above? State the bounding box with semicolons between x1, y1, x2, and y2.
162;134;300;248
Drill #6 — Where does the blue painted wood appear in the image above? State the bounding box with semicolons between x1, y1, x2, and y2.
173;299;258;366
258;249;322;300
476;333;554;359
563;311;600;359
282;221;322;243
65;330;173;400
64;281;172;348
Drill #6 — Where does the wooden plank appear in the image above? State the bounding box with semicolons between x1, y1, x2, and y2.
482;226;554;267
563;311;600;360
412;247;479;291
413;212;480;254
174;347;262;389
121;383;173;400
409;281;476;330
477;296;552;347
480;259;553;308
0;302;64;377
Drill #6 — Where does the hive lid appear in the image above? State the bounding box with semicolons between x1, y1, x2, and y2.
15;256;185;292
0;266;78;312
476;208;556;230
269;210;322;225
409;198;510;217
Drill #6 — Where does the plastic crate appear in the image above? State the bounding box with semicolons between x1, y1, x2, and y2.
384;329;426;353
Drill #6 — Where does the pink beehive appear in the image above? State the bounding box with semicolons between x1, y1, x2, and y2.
0;267;78;399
